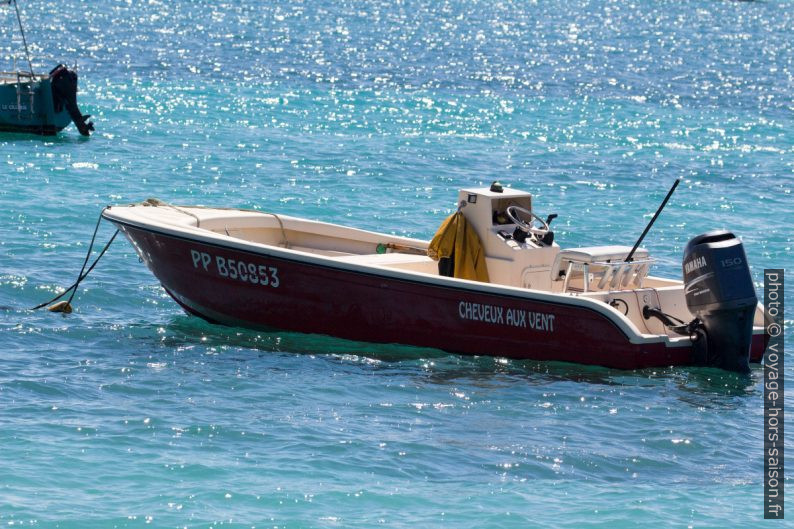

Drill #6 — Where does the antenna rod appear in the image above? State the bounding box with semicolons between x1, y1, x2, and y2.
11;0;34;77
625;178;681;262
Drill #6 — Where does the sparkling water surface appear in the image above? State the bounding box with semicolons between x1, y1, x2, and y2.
1;1;792;527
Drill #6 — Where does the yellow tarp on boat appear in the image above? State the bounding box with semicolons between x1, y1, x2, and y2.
427;212;489;283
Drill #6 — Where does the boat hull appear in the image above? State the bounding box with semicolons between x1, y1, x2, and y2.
111;220;766;370
0;77;70;135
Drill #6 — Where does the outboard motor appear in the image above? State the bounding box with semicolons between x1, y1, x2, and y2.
683;230;757;373
49;65;94;136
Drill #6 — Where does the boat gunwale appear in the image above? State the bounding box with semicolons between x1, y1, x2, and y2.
0;71;48;81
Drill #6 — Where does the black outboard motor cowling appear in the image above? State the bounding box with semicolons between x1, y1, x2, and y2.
49;64;94;136
683;230;757;373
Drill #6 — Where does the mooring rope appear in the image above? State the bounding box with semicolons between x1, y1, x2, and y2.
140;198;202;227
269;212;290;248
31;210;118;313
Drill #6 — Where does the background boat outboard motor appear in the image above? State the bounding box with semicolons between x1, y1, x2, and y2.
683;230;757;373
50;65;94;136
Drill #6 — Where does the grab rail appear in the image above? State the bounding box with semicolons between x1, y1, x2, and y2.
562;257;654;293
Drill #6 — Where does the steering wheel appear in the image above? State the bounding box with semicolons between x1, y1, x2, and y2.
505;205;550;237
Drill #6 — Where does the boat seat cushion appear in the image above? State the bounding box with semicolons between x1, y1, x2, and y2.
332;252;438;274
334;252;435;266
554;245;648;264
551;245;649;284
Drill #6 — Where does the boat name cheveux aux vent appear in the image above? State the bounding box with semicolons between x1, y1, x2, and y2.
458;301;555;331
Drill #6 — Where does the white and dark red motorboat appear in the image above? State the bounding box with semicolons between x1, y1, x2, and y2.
102;184;766;372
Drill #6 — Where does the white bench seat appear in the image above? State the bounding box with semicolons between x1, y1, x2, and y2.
552;246;652;292
332;252;437;274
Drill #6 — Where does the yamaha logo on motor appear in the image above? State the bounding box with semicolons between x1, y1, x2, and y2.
684;255;708;275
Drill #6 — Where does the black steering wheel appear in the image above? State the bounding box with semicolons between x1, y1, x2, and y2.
505;205;550;237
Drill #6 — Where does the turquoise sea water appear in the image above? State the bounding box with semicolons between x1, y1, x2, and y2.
1;0;792;527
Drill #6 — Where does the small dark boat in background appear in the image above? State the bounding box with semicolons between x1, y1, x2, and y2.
0;0;93;135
